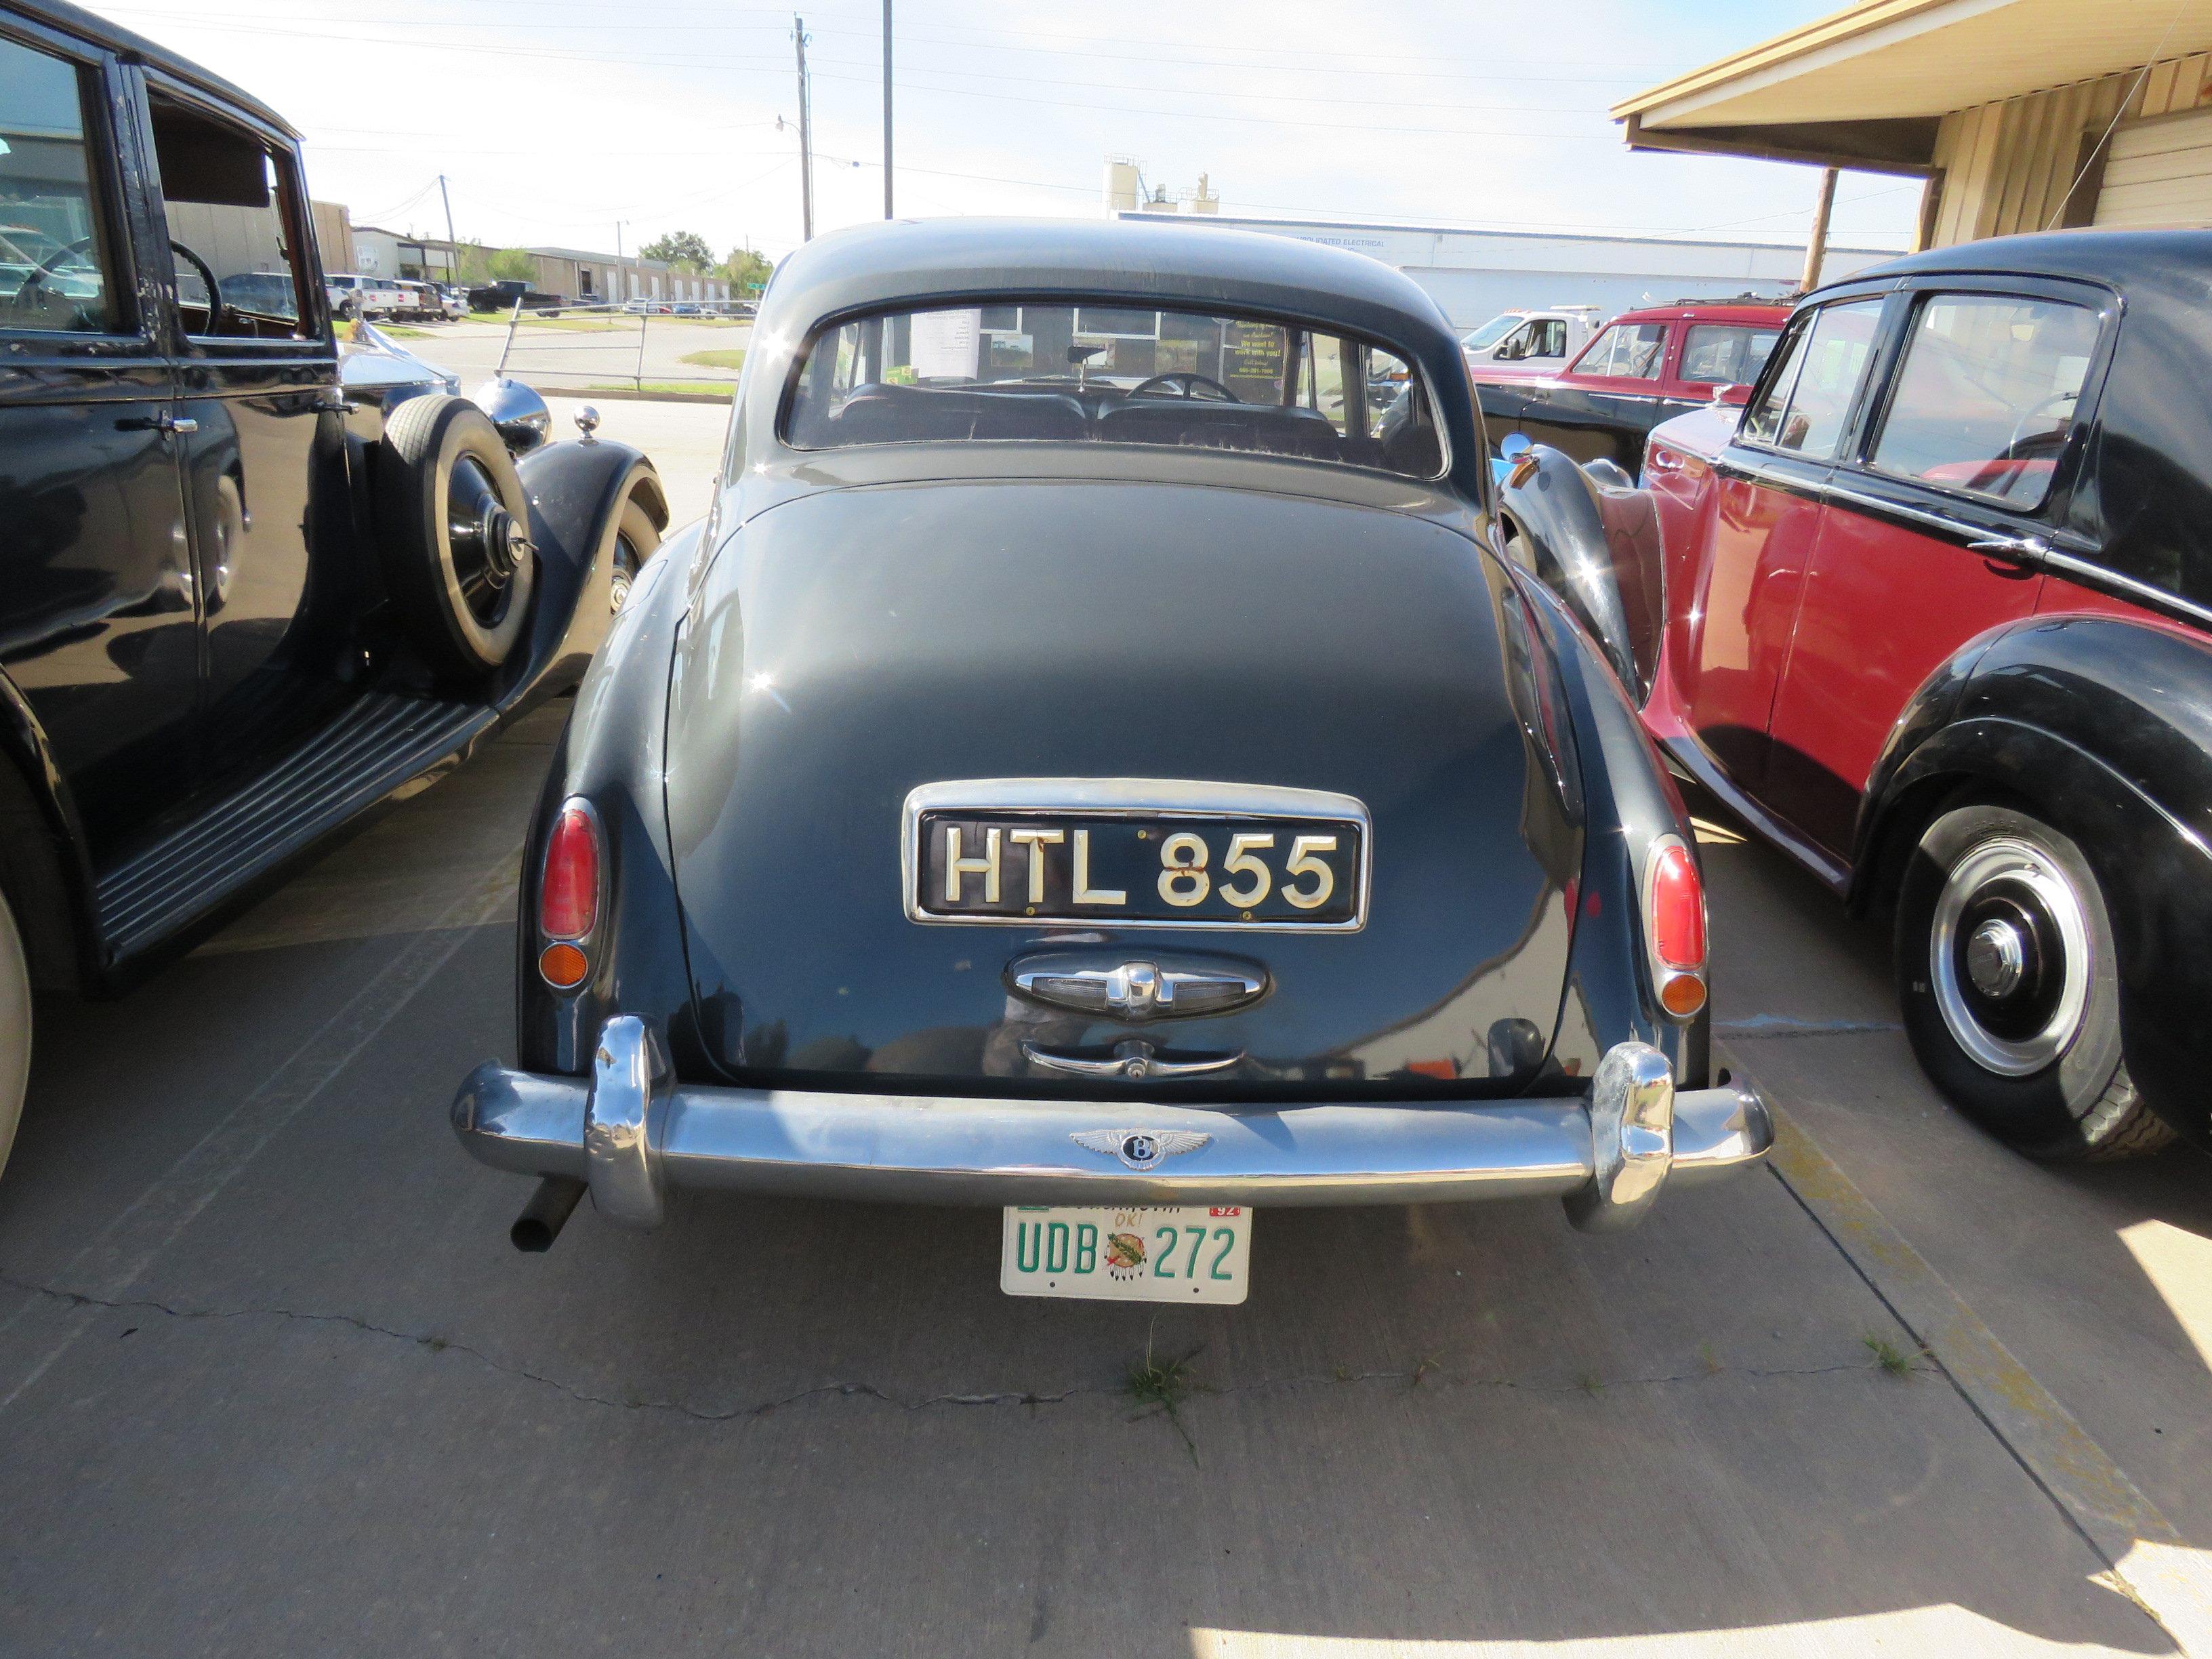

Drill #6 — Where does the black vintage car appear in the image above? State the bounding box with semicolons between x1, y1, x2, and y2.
450;217;1773;1298
0;1;667;1176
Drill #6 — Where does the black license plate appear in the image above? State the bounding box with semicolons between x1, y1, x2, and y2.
914;812;1364;928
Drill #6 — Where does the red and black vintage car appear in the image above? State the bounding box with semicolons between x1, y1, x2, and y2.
1499;229;2212;1164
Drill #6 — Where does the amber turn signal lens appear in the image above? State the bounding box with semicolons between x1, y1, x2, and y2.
539;941;589;989
1658;971;1708;1018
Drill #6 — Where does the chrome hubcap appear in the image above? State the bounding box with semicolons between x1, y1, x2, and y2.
1965;918;2027;998
1930;836;2091;1077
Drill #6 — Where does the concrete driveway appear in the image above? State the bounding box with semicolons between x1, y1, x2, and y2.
0;403;2206;1656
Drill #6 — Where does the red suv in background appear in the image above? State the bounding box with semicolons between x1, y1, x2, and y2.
1475;300;1790;472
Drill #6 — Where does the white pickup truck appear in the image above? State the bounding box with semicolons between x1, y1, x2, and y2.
324;272;407;319
1460;306;1603;380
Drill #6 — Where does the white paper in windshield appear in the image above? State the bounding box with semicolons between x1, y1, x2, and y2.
910;307;981;380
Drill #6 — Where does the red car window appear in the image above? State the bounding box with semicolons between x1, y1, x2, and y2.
1575;322;1667;380
1679;323;1780;386
1769;300;1883;459
1868;295;2100;510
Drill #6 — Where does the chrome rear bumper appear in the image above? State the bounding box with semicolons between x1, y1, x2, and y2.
452;1019;1771;1233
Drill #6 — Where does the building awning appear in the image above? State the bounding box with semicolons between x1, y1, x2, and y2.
1616;0;2212;173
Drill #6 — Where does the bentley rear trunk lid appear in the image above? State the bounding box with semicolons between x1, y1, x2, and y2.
665;478;1582;1092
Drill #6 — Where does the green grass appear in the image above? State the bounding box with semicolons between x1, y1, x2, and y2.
1125;1328;1203;1463
1864;1334;1925;1379
678;347;747;371
586;381;735;400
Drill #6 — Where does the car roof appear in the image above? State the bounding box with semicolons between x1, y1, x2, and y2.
1820;228;2212;297
759;216;1463;355
16;0;299;138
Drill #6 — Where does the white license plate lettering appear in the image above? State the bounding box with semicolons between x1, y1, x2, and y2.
1000;1205;1251;1304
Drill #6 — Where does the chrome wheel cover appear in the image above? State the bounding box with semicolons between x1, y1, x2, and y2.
610;535;638;615
1929;834;2091;1077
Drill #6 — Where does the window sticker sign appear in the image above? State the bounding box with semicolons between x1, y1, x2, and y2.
910;308;981;380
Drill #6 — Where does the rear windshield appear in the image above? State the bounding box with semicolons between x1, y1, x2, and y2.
785;301;1446;478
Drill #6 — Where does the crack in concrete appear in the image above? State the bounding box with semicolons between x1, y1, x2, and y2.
1;1271;1906;1429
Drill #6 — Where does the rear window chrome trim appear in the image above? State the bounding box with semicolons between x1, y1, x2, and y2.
900;777;1374;933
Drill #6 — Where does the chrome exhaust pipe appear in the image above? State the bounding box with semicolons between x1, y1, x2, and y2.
511;1175;586;1252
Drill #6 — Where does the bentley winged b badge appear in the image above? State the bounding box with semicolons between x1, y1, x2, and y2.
1070;1128;1212;1172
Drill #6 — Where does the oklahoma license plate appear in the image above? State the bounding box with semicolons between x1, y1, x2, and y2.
1001;1206;1252;1304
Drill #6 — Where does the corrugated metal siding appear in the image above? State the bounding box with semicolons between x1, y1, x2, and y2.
1927;53;2212;245
2094;105;2212;227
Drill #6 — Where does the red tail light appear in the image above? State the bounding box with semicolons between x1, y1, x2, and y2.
1644;836;1707;1019
539;798;601;942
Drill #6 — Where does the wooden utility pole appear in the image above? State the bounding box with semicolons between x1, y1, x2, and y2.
436;173;457;280
882;0;894;218
794;14;815;242
1801;166;1838;293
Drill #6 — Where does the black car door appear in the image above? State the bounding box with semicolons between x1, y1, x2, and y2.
0;21;199;857
136;73;341;776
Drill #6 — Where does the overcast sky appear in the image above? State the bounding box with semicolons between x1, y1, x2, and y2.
89;0;1923;264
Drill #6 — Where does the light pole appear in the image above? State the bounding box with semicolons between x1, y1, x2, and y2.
794;14;815;241
882;0;893;219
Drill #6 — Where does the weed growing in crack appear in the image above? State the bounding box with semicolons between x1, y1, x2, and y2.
1699;1343;1722;1375
1863;1334;1925;1380
1410;1355;1439;1388
1578;1372;1605;1397
1126;1321;1204;1465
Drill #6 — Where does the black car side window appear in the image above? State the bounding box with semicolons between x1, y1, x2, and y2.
0;33;122;335
1766;299;1883;459
1868;293;2100;510
1740;317;1812;447
149;95;311;341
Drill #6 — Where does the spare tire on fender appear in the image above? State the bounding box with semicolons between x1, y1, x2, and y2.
375;393;537;680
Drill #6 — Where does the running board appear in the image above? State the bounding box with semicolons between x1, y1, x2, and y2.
96;692;495;965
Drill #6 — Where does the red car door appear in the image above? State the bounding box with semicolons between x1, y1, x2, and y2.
1678;298;1886;794
1762;283;2111;857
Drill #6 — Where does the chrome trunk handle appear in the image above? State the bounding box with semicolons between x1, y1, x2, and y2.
1022;1038;1244;1081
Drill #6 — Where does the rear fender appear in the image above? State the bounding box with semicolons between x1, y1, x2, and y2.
1512;571;1707;1088
491;437;670;716
515;521;703;1078
1496;445;1664;702
1860;616;2212;1144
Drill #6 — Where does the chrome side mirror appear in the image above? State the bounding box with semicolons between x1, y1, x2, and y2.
468;375;552;455
1499;432;1533;462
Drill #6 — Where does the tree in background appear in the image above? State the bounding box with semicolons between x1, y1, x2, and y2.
456;243;537;285
724;247;773;295
641;230;715;272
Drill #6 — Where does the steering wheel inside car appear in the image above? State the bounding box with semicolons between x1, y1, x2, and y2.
2003;389;2076;459
168;240;231;338
1130;371;1240;403
14;236;99;322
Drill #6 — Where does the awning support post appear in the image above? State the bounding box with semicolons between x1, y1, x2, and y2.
1801;166;1839;293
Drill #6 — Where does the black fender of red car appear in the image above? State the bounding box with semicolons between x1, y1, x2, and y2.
1860;615;2212;1146
1495;444;1664;703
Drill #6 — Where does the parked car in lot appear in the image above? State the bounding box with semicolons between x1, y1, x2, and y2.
0;0;670;1181
1460;305;1603;380
1498;229;2212;1164
324;270;405;319
450;216;1774;1290
1476;300;1790;472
